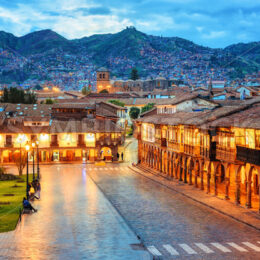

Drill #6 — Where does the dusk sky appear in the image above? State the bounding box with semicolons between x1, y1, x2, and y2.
0;0;259;48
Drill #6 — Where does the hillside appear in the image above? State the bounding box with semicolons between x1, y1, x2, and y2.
0;27;259;84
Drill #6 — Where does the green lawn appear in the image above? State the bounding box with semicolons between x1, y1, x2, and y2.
0;174;34;233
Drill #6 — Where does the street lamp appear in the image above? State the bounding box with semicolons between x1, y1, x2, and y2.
25;142;30;200
36;139;40;179
32;142;35;181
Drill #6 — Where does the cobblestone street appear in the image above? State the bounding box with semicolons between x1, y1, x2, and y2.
1;162;260;259
0;164;149;260
88;164;260;260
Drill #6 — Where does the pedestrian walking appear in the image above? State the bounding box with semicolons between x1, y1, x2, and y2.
36;181;41;199
121;152;124;161
117;153;119;160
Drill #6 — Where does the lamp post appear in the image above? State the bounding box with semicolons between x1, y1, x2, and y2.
25;142;30;200
36;139;40;179
32;142;35;181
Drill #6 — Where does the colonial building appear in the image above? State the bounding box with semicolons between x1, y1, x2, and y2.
134;98;260;212
0;102;124;163
96;67;111;93
96;68;179;93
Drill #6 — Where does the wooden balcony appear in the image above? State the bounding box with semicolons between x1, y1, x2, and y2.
184;144;200;157
77;141;86;148
50;142;59;147
216;145;236;162
161;138;167;147
96;137;124;146
4;142;13;148
236;146;260;166
167;141;180;152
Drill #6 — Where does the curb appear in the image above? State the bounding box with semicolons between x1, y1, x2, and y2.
128;165;260;232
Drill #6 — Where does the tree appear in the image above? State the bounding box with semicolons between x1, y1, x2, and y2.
130;67;139;81
45;98;56;104
129;107;140;119
109;100;125;107
82;86;91;96
0;166;6;175
141;103;155;114
99;89;109;93
13;151;27;176
0;87;37;104
2;88;9;102
34;84;43;90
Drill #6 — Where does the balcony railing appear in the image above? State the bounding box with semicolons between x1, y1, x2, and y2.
96;137;124;146
200;147;210;158
216;145;236;162
236;146;260;166
167;141;180;152
184;144;200;157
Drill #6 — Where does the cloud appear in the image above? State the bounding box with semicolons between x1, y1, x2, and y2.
202;30;226;39
0;0;259;47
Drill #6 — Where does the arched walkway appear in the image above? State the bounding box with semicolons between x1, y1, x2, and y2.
214;164;226;198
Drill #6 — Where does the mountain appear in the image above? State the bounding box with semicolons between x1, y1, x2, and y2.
0;27;259;84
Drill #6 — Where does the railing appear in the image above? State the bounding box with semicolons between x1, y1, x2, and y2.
184;144;200;157
216;145;236;162
237;146;260;166
167;141;180;152
200;147;210;158
96;137;124;146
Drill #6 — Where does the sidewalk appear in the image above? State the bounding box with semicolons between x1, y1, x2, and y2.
129;165;260;231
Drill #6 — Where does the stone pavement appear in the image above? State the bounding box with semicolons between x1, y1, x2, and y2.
87;164;260;260
0;164;150;260
130;165;260;231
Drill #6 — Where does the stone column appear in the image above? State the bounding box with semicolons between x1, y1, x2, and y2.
159;151;162;172
175;164;179;179
214;175;218;196
225;177;230;200
201;170;205;190
194;173;198;188
171;160;174;178
179;165;183;181
184;167;187;183
206;173;210;194
235;179;241;205
189;169;192;185
246;180;252;208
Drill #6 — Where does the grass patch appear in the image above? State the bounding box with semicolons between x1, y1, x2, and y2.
0;174;34;233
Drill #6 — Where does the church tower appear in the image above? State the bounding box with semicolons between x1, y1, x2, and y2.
96;67;111;93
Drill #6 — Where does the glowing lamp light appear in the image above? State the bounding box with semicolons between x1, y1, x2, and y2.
32;142;35;148
36;140;39;145
25;143;30;151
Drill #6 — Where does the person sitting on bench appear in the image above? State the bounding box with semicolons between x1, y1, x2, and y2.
23;198;37;212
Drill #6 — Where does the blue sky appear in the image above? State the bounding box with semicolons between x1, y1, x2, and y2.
0;0;259;48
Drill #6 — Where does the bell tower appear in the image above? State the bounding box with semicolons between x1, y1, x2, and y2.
96;67;111;93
